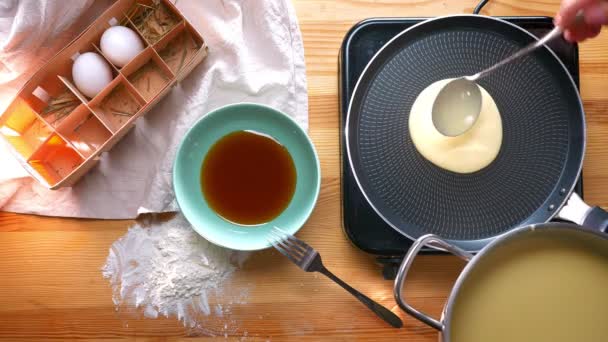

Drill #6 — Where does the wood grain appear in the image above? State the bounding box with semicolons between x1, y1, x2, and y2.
2;0;608;340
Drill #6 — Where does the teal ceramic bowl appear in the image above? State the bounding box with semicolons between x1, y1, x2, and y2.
173;103;321;251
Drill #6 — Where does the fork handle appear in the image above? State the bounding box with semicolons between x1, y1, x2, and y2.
318;267;403;328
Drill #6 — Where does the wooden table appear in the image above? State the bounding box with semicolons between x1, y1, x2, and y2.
1;0;607;340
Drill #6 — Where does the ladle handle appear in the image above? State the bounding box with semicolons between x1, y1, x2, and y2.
393;234;474;331
470;11;587;81
470;25;563;81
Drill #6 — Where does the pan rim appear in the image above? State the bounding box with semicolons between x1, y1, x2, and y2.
344;14;586;252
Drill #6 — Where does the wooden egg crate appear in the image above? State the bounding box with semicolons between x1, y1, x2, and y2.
0;0;207;189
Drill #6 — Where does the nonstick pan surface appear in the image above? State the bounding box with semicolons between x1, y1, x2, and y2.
345;15;585;251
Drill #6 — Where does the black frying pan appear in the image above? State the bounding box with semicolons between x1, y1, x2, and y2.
346;15;608;251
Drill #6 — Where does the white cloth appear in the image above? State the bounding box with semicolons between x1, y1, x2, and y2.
0;0;308;219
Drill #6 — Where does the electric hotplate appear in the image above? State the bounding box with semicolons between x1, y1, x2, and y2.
339;17;583;279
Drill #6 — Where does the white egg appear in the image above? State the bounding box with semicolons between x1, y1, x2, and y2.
72;52;113;98
100;26;145;67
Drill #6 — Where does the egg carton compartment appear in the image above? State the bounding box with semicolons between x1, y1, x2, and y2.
55;104;112;158
89;75;145;132
66;45;125;101
38;87;82;128
121;46;173;102
127;0;183;45
27;134;85;187
0;98;54;159
155;22;203;75
91;16;149;70
17;58;85;127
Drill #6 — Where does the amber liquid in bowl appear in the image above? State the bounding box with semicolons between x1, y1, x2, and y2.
200;130;297;226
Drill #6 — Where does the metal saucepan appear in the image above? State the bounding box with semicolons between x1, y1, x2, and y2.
393;222;608;341
345;14;608;251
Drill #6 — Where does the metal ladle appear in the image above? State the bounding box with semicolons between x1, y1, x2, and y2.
432;24;566;137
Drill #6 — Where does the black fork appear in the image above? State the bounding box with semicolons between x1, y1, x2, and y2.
268;227;403;328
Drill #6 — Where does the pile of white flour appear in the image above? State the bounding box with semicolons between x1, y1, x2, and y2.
102;214;248;329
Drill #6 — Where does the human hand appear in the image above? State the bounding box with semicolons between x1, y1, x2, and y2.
555;0;608;42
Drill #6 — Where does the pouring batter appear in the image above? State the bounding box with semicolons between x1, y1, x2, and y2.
409;79;503;173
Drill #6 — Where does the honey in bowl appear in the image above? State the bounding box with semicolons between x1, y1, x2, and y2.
200;130;297;225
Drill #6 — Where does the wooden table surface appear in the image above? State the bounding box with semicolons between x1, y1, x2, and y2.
2;0;607;340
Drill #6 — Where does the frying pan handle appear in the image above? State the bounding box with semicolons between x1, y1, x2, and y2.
393;234;473;331
558;192;608;233
583;207;608;233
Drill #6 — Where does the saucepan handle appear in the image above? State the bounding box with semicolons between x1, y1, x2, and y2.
393;234;473;331
558;192;608;233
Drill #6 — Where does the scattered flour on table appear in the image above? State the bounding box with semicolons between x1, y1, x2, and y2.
102;213;249;332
